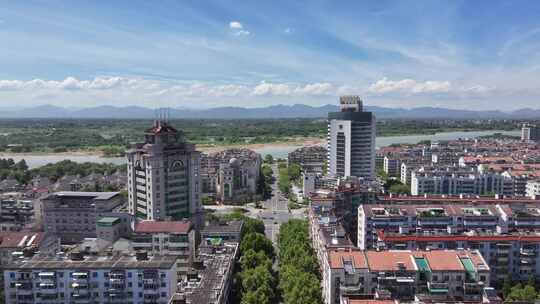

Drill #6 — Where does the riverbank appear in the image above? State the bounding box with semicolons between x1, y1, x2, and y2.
0;129;521;169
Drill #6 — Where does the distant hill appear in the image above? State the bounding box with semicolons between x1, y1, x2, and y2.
0;104;539;119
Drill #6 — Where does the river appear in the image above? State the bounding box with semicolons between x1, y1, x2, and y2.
0;130;520;169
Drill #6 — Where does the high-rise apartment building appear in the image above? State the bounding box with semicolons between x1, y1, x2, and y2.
126;120;202;222
327;96;376;179
522;123;540;142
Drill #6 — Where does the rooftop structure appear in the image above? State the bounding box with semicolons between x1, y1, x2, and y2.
126;119;202;223
200;148;261;203
172;242;239;304
3;252;178;304
41;191;129;244
323;248;490;304
328;96;376;179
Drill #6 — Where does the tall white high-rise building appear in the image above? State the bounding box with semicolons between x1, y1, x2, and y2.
126;119;202;222
522;123;540;142
327;96;376;179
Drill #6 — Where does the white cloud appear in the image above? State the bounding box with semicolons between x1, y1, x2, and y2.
234;30;250;36
294;82;334;95
368;77;451;94
0;76;132;91
229;21;250;36
229;21;243;29
0;80;24;90
252;82;291;96
284;28;292;34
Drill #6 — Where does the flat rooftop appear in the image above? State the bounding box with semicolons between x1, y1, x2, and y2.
329;249;489;273
201;220;243;234
6;254;177;270
181;243;238;304
44;191;120;201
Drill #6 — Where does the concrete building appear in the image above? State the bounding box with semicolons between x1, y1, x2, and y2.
410;169;516;196
200;220;243;244
171;242;238;304
358;200;540;283
126;119;202;222
288;146;327;173
41;192;131;244
522;123;540;142
0;232;59;268
527;180;540;199
3;252;178;304
322;248;490;304
200;149;261;203
383;156;401;177
0;198;36;232
328;96;376;179
132;220;195;279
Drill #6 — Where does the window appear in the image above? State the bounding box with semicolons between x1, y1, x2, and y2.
93;272;98;278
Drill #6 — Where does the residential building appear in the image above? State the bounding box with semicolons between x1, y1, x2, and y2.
323;248;490;304
200;149;261;203
0;231;59;268
41;191;131;244
358;199;540;283
410;169;516;196
126;119;202;222
171;242;239;304
3;252;178;304
288;146;327;173
328;96;376;179
383;157;400;177
0;198;36;231
527;180;540;199
132;220;195;279
200;220;243;244
522;123;540;142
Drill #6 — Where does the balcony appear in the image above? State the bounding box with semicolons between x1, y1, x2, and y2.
428;282;449;294
143;283;159;290
521;248;537;257
14;282;33;291
71;271;90;280
464;281;484;294
39;282;58;292
340;284;363;294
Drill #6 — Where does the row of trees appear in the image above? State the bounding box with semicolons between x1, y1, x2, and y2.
30;160;126;182
278;219;322;304
277;161;301;197
502;276;540;301
236;216;276;304
1;158;127;185
258;163;274;200
0;158;30;183
213;211;277;304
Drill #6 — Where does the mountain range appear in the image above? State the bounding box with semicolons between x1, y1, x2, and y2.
0;104;539;119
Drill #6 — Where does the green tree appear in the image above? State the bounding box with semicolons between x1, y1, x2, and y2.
240;249;272;271
502;275;513;298
507;283;538;302
240;232;274;258
263;154;274;164
287;163;302;182
388;183;411;195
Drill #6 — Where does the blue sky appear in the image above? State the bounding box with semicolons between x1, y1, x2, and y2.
1;0;540;110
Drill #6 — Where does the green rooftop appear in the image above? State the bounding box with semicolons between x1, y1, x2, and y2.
430;288;449;294
460;257;476;281
97;217;120;227
415;257;431;272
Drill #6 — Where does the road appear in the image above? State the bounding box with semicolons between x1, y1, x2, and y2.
204;163;306;244
259;164;306;244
